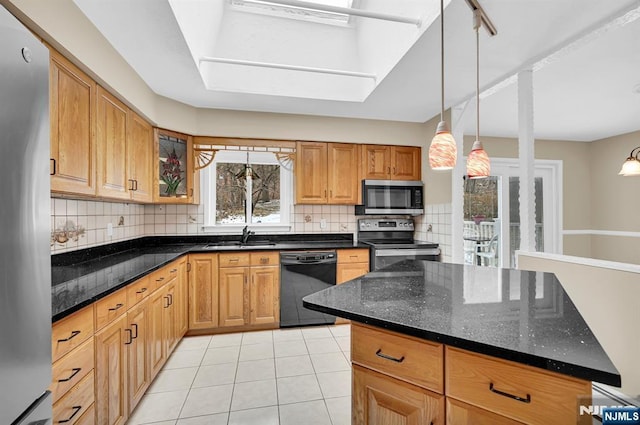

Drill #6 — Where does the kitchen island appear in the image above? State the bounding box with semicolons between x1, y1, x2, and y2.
303;260;621;425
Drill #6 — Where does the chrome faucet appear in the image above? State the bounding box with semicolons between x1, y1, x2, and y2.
241;225;254;244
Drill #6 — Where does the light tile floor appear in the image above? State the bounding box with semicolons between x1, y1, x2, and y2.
128;324;352;425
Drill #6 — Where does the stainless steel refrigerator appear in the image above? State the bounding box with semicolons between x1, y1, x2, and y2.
0;4;52;425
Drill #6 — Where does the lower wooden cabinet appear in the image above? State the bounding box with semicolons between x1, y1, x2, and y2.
219;266;249;327
188;253;219;330
95;314;128;425
53;258;188;425
336;249;369;325
126;298;150;414
353;364;444;425
250;266;279;325
446;398;525;425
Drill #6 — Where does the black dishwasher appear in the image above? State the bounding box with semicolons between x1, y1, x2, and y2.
280;251;337;327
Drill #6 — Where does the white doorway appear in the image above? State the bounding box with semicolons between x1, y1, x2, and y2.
462;158;562;268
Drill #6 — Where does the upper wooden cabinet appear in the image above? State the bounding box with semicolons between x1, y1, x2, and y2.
154;129;199;204
296;141;359;204
362;145;421;181
96;86;154;202
50;49;97;196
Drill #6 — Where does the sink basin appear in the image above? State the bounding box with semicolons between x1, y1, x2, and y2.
204;240;276;249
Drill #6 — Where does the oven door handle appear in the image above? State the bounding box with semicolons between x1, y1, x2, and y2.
375;248;440;257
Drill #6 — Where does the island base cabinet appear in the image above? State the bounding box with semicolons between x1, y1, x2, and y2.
353;364;444;425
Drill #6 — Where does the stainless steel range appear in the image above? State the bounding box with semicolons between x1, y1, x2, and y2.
358;218;440;271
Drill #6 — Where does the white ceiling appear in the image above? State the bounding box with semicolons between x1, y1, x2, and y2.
74;0;640;142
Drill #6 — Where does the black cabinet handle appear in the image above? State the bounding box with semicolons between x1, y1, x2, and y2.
134;179;138;191
57;330;80;343
136;287;147;294
164;296;170;308
170;268;178;273
131;323;138;339
109;303;124;311
375;349;405;363
168;294;173;306
125;328;133;345
58;405;82;423
489;382;531;403
58;367;81;383
50;158;56;176
128;179;135;191
157;277;165;282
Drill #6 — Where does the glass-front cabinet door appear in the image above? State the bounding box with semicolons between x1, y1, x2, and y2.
154;128;198;204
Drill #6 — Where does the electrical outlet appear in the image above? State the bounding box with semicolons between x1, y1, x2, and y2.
107;222;113;236
320;218;327;229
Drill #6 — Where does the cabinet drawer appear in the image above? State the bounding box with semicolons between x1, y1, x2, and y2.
127;275;152;307
51;337;94;403
149;266;175;290
219;252;250;267
445;347;592;425
351;323;443;393
95;288;127;330
52;306;94;362
53;371;95;425
250;251;279;266
446;398;525;425
337;248;369;263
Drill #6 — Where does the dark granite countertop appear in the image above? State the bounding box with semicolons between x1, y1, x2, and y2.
52;234;364;322
302;260;621;387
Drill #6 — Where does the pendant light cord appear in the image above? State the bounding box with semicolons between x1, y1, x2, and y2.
476;15;480;141
440;0;445;122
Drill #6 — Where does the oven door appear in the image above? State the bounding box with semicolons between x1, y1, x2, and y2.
373;247;441;271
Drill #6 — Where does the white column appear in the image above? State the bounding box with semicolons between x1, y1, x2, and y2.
518;70;536;252
451;100;472;263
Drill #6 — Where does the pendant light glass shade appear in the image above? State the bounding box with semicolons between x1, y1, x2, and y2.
467;139;490;178
429;121;457;170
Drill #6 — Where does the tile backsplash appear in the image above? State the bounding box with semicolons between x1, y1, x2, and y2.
50;198;358;253
414;203;452;262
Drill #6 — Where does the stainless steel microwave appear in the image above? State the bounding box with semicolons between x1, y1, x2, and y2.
355;180;424;215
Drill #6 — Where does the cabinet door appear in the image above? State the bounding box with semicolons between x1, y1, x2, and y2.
126;299;149;415
328;143;359;204
219;267;249;327
250;266;279;325
148;288;167;378
96;86;129;200
49;49;96;196
128;111;153;203
95;314;128;425
361;145;390;180
353;364;444;425
336;263;369;284
391;146;421;181
295;141;327;204
155;129;190;203
188;254;219;330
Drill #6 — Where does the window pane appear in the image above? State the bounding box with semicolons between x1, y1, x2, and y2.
251;164;280;224
216;163;246;224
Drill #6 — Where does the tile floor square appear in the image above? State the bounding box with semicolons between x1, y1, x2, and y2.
317;371;351;398
305;337;341;354
235;358;276;383
209;333;243;348
175;335;212;352
310;352;351;373
177;413;228;425
147;367;198;393
272;328;303;342
180;384;234;418
301;326;334;339
128;390;189;425
241;330;273;345
275;355;315;378
164;350;206;369
192;363;237;388
239;342;274;361
274;339;308;357
228;406;279;425
325;396;351;425
201;346;240;365
231;379;278;411
279;399;332;425
277;374;323;405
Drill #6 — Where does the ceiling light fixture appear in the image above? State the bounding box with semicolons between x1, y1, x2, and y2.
618;146;640;176
465;0;496;179
428;0;457;171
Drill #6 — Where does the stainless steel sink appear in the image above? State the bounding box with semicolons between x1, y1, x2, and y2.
204;240;276;249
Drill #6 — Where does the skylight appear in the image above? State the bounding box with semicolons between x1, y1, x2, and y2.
230;0;355;26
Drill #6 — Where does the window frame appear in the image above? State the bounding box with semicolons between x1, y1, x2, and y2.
202;150;292;233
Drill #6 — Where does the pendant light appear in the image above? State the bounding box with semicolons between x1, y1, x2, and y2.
428;0;457;171
466;8;491;179
618;146;640;176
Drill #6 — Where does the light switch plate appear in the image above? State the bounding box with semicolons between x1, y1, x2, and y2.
320;218;327;229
